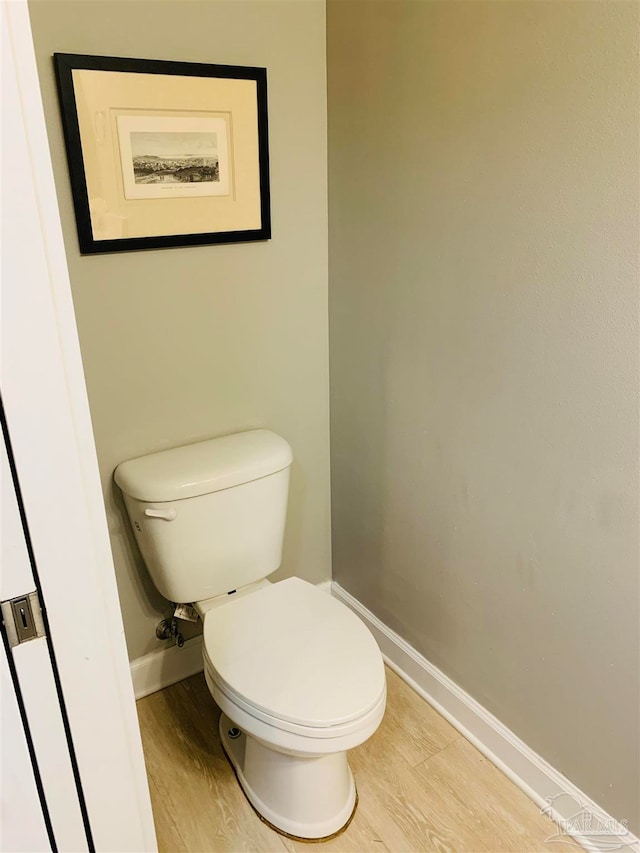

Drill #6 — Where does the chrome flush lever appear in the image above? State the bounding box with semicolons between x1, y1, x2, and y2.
144;507;177;521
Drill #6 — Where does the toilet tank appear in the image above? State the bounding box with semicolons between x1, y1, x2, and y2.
114;430;293;604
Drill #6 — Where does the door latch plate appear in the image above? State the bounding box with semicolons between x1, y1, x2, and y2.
1;591;46;647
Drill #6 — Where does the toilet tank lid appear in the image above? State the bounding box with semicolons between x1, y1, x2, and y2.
114;430;293;502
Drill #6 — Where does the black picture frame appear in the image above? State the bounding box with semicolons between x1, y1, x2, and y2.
53;53;271;254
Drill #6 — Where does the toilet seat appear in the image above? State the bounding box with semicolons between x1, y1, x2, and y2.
202;578;386;736
205;664;386;758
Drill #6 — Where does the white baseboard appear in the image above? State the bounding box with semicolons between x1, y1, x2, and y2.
130;635;203;700
331;581;638;853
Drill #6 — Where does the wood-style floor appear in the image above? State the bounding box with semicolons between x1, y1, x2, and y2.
136;668;576;852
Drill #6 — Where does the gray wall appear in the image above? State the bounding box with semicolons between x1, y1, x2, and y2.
328;0;639;830
29;0;330;661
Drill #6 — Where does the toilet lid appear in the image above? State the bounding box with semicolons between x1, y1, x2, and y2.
202;578;385;729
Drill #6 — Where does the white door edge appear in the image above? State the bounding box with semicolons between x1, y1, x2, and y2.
1;2;157;850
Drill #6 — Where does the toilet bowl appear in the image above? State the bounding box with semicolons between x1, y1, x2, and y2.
200;577;386;839
114;429;386;840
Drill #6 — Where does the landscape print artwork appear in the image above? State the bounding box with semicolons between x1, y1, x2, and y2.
131;131;220;185
117;115;230;200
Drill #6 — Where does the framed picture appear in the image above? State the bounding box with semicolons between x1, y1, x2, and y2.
54;53;271;254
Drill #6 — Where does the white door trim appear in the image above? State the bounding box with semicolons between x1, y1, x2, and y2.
1;429;88;851
1;3;156;849
0;640;52;853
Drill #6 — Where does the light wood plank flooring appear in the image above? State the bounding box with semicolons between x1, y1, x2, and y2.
136;668;576;852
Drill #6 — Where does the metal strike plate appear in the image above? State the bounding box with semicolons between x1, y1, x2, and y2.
1;591;46;648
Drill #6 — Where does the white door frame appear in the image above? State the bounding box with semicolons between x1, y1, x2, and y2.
1;2;157;849
1;636;52;852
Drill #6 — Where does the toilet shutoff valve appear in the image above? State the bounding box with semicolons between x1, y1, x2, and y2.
156;617;184;648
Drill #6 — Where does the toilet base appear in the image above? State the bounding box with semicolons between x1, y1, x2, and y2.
219;714;357;841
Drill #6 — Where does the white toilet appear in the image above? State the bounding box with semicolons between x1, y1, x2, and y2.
114;429;386;841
